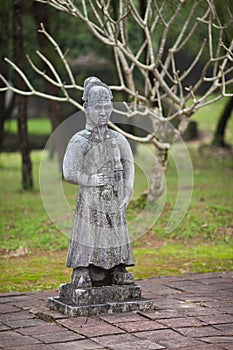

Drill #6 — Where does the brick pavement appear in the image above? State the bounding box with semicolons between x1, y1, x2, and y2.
0;272;232;350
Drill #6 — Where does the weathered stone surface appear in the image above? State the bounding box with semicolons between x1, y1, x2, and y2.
176;325;223;337
63;320;124;337
49;339;103;350
29;305;67;322
0;304;21;314
47;295;153;317
0;331;41;348
1;311;35;321
199;336;233;344
17;323;69;336
157;317;206;328
11;299;45;309
93;334;165;350
135;329;205;348
0;322;10;331
1;273;233;349
48;282;153;317
32;330;84;343
223;345;233;350
214;323;233;335
3;346;54;350
57;317;124;337
108;340;165;350
98;311;144;323
64;78;135;276
2;317;46;329
91;333;141;347
46;77;154;317
114;319;167;332
59;283;141;305
58;316;101;328
197;313;233;324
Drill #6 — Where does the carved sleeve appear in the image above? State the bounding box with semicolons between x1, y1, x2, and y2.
63;134;91;186
118;133;135;198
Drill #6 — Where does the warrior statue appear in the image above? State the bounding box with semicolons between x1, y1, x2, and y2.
63;77;135;288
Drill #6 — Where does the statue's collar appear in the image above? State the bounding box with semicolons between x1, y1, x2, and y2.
85;123;96;131
85;123;112;141
85;123;108;132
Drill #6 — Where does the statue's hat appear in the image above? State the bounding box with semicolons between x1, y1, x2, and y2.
82;76;112;102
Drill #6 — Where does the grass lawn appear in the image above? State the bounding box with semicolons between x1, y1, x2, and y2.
0;98;233;292
4;118;52;135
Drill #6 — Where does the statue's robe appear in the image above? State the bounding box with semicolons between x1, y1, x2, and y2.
63;126;134;270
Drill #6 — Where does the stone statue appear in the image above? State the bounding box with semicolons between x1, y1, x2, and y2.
47;77;153;316
63;77;135;289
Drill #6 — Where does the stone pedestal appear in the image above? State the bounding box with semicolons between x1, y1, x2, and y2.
47;283;153;317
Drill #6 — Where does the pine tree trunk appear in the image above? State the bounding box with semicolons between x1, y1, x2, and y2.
13;0;33;189
212;97;233;147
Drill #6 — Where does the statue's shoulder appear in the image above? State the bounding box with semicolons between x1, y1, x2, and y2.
68;130;91;145
109;129;128;143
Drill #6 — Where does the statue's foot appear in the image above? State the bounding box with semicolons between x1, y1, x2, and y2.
71;267;92;288
90;265;111;286
112;266;134;285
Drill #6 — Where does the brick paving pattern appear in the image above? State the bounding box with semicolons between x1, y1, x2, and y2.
0;272;232;349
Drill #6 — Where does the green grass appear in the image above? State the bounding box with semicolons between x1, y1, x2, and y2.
0;152;68;252
129;141;233;243
0;250;70;292
191;96;233;144
0;99;233;292
1;242;232;293
129;243;233;278
0;145;232;292
4;118;52;135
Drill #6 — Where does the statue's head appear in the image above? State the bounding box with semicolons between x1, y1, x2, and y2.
82;77;113;127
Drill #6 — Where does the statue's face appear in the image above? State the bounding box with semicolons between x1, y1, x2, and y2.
85;86;112;126
87;101;112;126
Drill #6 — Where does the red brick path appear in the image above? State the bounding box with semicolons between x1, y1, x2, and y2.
0;272;232;349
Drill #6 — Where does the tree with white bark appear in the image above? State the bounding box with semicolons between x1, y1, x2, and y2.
0;0;232;200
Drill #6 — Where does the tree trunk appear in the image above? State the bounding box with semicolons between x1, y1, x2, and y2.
147;149;166;202
0;92;8;154
139;0;166;202
0;4;11;153
13;0;33;189
212;97;233;147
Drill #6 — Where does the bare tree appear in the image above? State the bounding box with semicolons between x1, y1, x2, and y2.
0;0;232;200
0;2;13;153
33;2;65;168
210;0;233;148
212;95;233;147
13;0;33;189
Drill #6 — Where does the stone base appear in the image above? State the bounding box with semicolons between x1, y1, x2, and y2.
47;296;153;317
47;283;154;317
